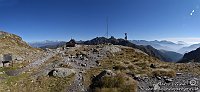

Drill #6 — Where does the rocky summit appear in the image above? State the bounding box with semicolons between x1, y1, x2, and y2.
0;31;200;92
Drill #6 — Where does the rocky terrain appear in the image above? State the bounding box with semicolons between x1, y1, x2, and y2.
0;31;200;92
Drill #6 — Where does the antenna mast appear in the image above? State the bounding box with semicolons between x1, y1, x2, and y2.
106;17;109;38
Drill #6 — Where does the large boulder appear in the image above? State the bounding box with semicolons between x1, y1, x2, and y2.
102;46;121;53
48;68;75;78
93;70;116;80
90;70;116;88
90;70;138;92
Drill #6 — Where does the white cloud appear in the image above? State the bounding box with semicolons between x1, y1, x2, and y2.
161;37;200;45
190;10;195;16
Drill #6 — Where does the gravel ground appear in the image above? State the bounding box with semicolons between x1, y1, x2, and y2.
137;73;200;92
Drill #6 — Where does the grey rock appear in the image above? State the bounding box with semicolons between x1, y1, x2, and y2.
150;64;156;68
95;60;101;66
90;70;116;88
15;57;23;61
93;48;99;53
80;51;87;56
81;57;88;61
176;72;183;76
153;82;160;91
49;68;75;78
156;76;162;80
165;78;173;83
81;63;87;67
102;46;121;53
92;70;116;81
134;74;142;81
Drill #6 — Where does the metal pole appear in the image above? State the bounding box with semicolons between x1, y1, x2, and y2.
106;17;109;38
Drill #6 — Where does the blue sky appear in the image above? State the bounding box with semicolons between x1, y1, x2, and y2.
0;0;200;43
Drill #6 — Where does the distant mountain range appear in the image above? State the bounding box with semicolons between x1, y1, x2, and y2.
130;40;187;52
29;40;66;48
177;43;200;54
129;40;200;54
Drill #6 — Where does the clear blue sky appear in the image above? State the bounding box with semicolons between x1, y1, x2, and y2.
0;0;200;43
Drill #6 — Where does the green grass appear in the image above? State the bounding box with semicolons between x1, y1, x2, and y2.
5;73;75;92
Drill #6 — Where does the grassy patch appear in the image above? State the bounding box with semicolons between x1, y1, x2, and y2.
8;74;75;92
113;64;127;70
92;74;137;92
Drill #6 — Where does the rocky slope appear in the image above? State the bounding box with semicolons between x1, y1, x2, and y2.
159;50;183;62
0;31;42;67
0;31;41;53
178;47;200;63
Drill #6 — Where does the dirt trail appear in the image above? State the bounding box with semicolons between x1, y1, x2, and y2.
66;71;86;92
65;46;108;92
64;56;88;92
6;51;57;76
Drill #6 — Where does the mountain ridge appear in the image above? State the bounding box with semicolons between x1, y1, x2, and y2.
29;40;66;48
178;43;200;54
178;47;200;63
83;37;182;62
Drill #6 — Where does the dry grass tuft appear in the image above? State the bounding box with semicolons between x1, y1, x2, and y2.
151;68;176;78
93;73;137;92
